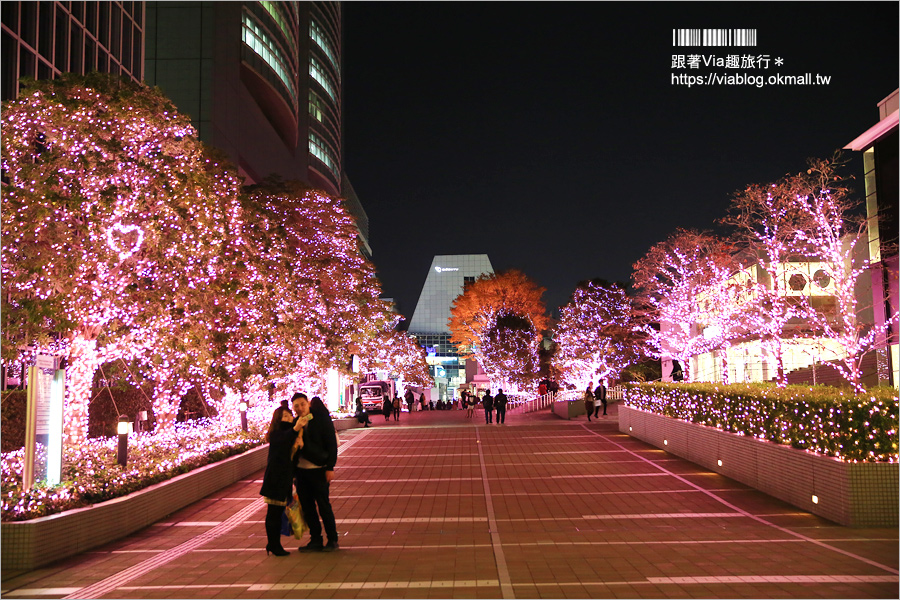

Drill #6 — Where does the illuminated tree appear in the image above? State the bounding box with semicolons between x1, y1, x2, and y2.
360;326;433;389
632;229;738;382
241;180;388;386
553;281;650;389
479;311;540;390
1;74;240;443
722;172;822;387
785;156;896;392
448;270;550;389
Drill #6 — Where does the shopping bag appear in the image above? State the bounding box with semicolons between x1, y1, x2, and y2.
281;493;308;539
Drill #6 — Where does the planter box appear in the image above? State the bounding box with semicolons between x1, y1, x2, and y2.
1;445;269;573
618;405;898;527
553;400;587;420
334;417;363;431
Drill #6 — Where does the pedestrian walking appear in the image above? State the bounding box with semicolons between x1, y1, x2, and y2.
466;391;476;418
482;389;494;424
405;388;414;412
260;401;304;556
382;396;392;421
584;385;595;421
593;380;608;416
392;394;401;421
354;397;371;427
494;389;508;424
292;394;340;553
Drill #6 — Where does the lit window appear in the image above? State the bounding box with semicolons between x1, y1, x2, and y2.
260;2;294;49
309;131;339;176
310;20;340;75
309;90;324;122
310;56;336;101
242;14;296;101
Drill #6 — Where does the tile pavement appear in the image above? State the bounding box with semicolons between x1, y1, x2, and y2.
1;403;897;599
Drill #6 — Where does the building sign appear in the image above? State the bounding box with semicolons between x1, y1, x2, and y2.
434;266;459;273
23;362;65;488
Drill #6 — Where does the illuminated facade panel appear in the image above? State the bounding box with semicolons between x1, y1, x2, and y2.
408;255;495;335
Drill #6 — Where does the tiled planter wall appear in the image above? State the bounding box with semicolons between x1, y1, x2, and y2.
553;400;586;419
2;445;269;572
619;405;898;527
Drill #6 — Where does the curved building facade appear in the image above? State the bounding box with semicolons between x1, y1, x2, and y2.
146;1;344;199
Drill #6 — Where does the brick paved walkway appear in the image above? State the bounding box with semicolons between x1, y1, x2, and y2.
2;404;897;599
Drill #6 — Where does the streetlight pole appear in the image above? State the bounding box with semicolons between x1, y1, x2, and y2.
117;415;130;467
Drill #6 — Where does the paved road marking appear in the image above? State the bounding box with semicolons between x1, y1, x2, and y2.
645;575;898;584
93;538;893;555
3;588;83;596
341;453;478;457
339;477;482;483
586;424;900;576
244;580;501;591
26;574;894;597
475;427;514;599
582;512;743;520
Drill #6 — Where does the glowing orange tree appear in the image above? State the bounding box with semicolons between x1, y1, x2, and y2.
448;270;550;390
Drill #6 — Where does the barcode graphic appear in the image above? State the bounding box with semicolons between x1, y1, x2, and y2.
672;29;757;47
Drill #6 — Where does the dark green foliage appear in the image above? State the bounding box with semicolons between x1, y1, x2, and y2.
623;382;898;462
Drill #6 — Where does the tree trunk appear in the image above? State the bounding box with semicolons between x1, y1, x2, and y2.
151;381;180;433
220;387;243;430
721;345;729;385
64;335;102;446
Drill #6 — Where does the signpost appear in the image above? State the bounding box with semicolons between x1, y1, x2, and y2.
23;356;65;488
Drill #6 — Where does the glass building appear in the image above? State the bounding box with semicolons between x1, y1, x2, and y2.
144;1;370;255
408;255;494;398
1;1;145;101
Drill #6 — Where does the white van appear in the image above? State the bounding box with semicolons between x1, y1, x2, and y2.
359;380;394;412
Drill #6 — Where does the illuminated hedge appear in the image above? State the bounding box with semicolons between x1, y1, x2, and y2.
623;382;898;462
1;417;266;521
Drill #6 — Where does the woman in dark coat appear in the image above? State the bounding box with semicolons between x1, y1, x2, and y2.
259;401;303;556
355;397;371;427
382;396;392;421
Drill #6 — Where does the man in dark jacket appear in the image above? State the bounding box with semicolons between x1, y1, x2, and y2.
482;389;494;424
292;393;339;552
593;380;608;417
494;389;508;424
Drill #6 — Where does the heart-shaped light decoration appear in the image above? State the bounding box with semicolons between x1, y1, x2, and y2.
106;223;145;261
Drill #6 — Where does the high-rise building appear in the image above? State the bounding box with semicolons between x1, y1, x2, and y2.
408;255;494;398
144;1;369;254
845;89;899;388
1;2;369;254
1;1;145;101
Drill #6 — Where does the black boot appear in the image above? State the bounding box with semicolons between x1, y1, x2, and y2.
265;504;289;556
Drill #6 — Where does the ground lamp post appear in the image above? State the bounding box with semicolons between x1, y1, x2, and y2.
239;400;248;432
117;415;131;467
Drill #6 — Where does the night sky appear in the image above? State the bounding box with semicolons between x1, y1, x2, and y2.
343;2;899;324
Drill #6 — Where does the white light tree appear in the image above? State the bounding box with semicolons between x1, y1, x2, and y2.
360;325;434;389
785;156;897;392
553;281;650;389
1;74;241;444
632;229;740;382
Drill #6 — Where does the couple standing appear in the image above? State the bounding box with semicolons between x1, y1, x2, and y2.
260;393;339;556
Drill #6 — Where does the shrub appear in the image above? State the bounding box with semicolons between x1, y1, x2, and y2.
622;382;898;462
